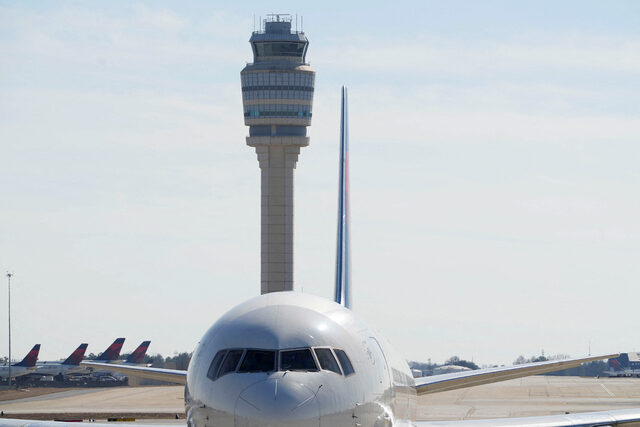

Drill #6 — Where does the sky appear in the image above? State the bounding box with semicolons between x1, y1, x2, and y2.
0;0;639;366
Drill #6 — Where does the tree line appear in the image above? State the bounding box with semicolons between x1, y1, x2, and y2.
513;354;608;376
410;354;609;377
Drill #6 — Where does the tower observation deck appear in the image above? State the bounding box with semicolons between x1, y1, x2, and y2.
241;15;315;294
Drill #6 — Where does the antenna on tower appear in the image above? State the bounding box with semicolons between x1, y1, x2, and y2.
296;14;298;32
301;16;304;32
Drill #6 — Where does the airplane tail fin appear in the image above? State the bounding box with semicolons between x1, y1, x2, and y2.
609;359;623;371
62;343;88;365
125;341;151;364
97;338;125;361
13;344;40;367
334;86;352;310
608;353;630;371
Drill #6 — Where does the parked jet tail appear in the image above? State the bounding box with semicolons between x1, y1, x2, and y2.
96;338;125;361
13;344;41;367
609;359;624;371
62;343;88;365
125;341;151;364
609;354;629;371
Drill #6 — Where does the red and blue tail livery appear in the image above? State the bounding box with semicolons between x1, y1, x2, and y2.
96;338;125;361
125;341;151;364
610;358;624;371
609;353;630;371
62;343;88;366
13;344;40;367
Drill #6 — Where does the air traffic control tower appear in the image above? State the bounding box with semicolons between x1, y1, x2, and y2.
241;15;315;294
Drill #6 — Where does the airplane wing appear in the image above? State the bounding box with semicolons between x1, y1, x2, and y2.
413;408;640;426
413;354;617;395
80;360;186;384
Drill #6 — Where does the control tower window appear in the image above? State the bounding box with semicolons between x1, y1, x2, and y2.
255;42;306;58
218;349;244;378
206;350;227;380
313;348;342;375
244;104;312;119
280;348;318;371
334;349;355;376
238;350;276;373
241;72;314;90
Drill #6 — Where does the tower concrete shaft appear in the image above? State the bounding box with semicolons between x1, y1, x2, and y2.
256;145;299;293
241;15;315;294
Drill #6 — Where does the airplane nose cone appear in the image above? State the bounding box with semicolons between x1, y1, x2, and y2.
235;378;320;427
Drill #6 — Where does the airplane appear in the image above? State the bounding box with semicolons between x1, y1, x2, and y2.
113;340;151;365
35;343;88;376
2;91;639;427
0;344;41;379
74;88;639;427
607;356;629;376
94;337;126;362
123;340;151;365
74;339;149;378
606;353;640;378
72;338;125;374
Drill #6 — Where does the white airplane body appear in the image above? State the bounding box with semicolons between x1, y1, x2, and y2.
35;362;82;376
185;291;415;426
0;365;33;379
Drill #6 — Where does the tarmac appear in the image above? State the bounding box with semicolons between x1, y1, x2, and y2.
418;375;640;420
0;376;639;422
0;386;184;417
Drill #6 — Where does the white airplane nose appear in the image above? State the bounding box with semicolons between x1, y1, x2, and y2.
235;377;320;427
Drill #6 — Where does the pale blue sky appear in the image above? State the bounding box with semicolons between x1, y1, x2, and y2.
1;1;639;365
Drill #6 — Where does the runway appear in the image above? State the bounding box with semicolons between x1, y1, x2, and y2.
0;376;639;422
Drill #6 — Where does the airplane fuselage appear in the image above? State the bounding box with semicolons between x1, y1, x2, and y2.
35;362;83;376
185;292;417;427
0;365;35;379
72;361;126;375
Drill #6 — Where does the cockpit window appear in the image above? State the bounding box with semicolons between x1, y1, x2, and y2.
207;350;227;380
238;350;276;373
218;349;244;377
206;347;351;380
280;348;318;371
313;348;342;374
334;349;355;376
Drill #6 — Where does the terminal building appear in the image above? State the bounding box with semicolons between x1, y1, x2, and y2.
240;15;315;294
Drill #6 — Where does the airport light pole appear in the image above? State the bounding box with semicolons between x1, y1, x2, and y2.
6;272;11;386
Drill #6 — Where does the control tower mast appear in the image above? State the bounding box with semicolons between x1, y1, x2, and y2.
241;15;315;294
